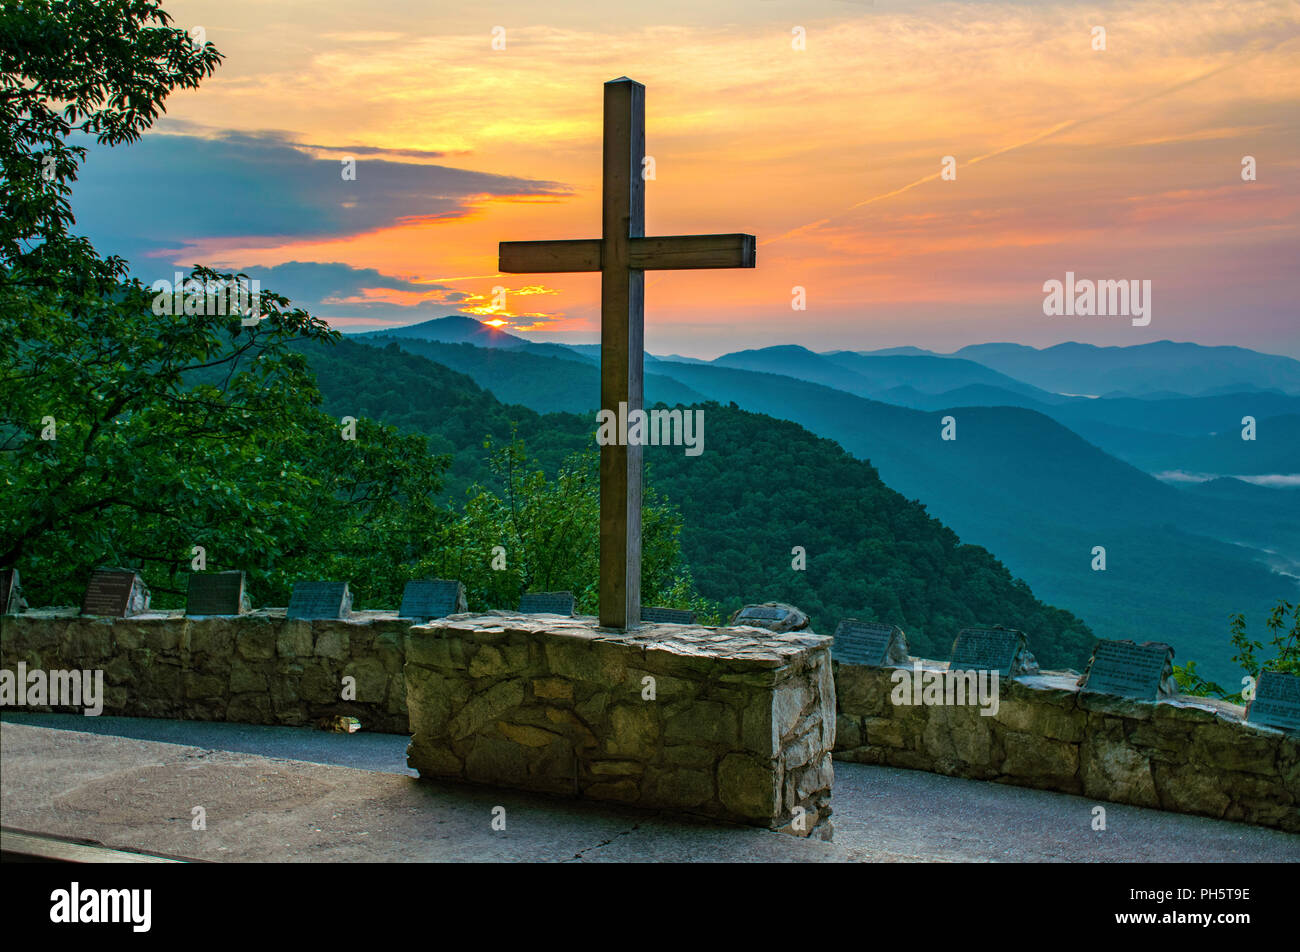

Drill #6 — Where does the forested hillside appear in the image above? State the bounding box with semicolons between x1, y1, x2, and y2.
301;338;1096;668
377;331;1297;686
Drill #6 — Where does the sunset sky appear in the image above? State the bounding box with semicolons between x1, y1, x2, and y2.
69;0;1300;357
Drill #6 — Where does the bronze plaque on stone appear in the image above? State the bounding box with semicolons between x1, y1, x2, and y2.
1247;670;1300;733
518;591;575;616
186;571;247;616
1079;639;1175;700
81;568;147;617
833;619;908;666
287;581;352;620
641;606;696;625
949;627;1027;676
400;579;466;623
736;605;785;623
729;602;807;633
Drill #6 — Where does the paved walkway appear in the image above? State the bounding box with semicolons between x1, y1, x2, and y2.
1;716;1295;862
2;712;417;774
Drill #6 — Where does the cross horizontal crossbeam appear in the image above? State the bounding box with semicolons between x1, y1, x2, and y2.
499;234;755;273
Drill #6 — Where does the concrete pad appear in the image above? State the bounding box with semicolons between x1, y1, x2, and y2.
3;721;1295;862
0;722;844;862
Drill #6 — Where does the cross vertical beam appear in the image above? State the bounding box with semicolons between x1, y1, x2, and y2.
599;77;645;629
497;77;755;631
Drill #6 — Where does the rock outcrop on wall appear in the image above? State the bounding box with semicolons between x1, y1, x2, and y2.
833;660;1300;833
0;608;408;733
404;612;836;835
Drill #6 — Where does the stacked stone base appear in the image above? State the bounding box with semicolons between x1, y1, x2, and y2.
405;613;836;835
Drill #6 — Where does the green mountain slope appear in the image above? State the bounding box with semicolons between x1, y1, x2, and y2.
636;363;1300;685
342;333;1295;684
362;337;704;413
300;338;1096;668
882;387;1300;474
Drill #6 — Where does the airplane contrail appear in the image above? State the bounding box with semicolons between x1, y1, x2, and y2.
760;45;1280;247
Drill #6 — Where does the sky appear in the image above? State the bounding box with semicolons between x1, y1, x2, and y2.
68;0;1300;358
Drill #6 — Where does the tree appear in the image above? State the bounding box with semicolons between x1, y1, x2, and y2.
1;0;221;278
442;435;716;619
1175;598;1300;702
0;2;453;608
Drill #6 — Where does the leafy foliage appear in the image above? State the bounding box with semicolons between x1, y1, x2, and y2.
1;0;220;275
1175;599;1300;701
0;1;452;610
430;435;710;618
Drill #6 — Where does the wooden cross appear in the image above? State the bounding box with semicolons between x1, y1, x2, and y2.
499;77;756;629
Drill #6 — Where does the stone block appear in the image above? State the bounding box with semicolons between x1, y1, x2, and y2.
532;677;573;702
276;620;313;659
606;703;659;757
343;657;388;703
235;624;276;661
406;613;834;833
1000;731;1079;781
313;625;349;660
1081;735;1159;808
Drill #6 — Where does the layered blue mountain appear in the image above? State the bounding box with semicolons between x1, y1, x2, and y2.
348;322;1300;685
949;341;1300;398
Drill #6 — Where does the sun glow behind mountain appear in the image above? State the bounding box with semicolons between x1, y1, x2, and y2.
72;0;1300;357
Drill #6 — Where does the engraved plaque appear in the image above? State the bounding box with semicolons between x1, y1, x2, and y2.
400;579;466;622
1247;670;1300;733
949;627;1027;676
287;581;352;620
81;568;148;617
1079;639;1175;700
730;603;807;633
736;605;785;622
518;591;575;616
186;571;247;616
833;619;908;667
641;606;696;625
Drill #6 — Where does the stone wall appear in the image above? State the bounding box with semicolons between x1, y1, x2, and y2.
0;608;409;733
6;609;1296;835
405;613;836;834
834;660;1300;833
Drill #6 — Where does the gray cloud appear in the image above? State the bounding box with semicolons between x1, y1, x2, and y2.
68;128;570;264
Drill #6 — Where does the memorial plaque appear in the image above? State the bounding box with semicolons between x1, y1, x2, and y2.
832;619;909;667
518;591;575;616
1078;639;1175;700
1;568;26;615
737;606;784;622
400;579;466;623
287;581;352;620
186;571;248;616
949;627;1029;676
1246;670;1300;733
641;606;696;625
730;603;811;633
81;568;149;617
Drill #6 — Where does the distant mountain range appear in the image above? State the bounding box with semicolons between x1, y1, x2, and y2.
351;318;1300;476
714;346;1055;400
343;316;1300;685
354;317;1300;399
934;341;1300;398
